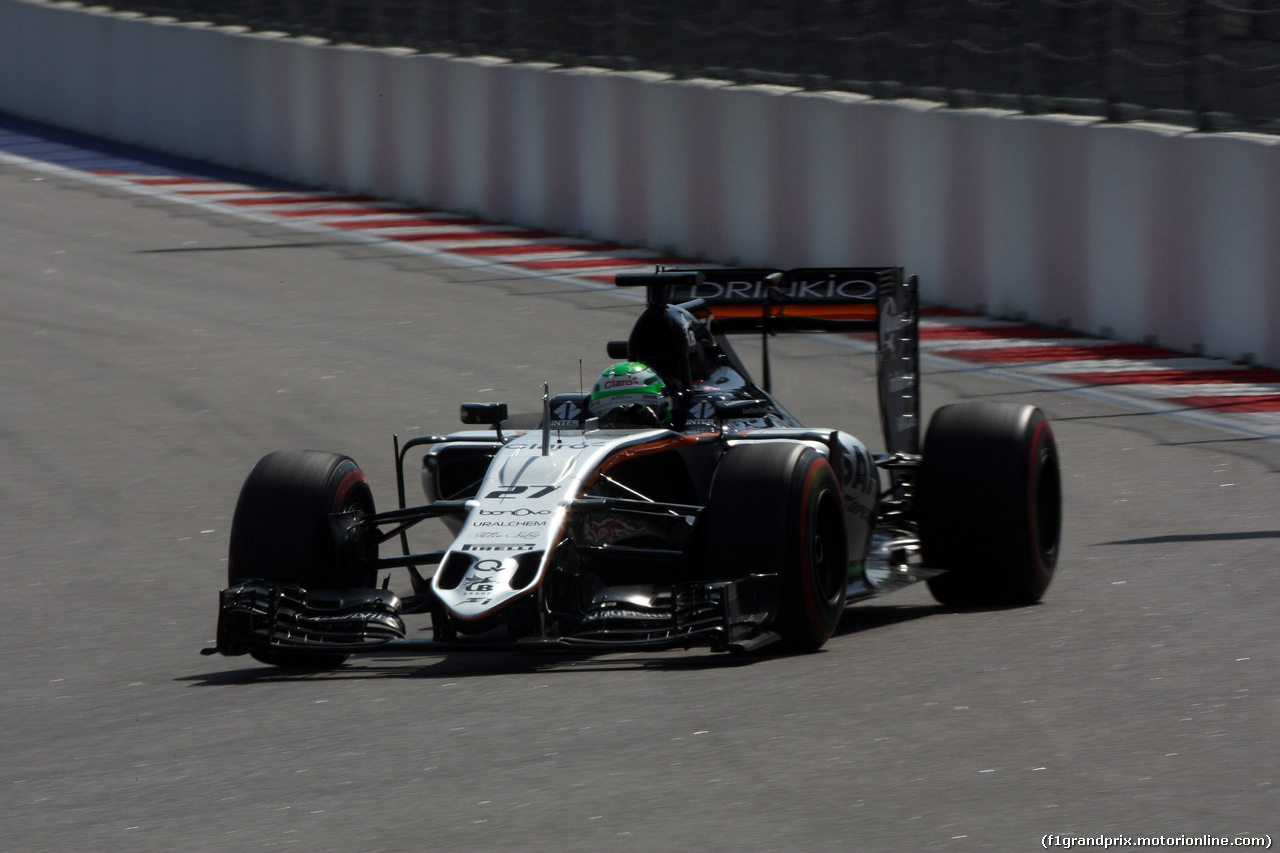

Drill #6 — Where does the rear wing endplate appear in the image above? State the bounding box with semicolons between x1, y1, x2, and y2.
875;270;920;456
616;268;919;456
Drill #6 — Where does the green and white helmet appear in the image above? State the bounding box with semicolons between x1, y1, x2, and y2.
588;362;671;424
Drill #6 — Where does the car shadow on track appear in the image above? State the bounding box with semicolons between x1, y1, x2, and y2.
835;602;946;639
1098;529;1280;545
179;646;775;684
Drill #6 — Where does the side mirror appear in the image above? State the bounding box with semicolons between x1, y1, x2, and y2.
460;402;509;426
606;340;629;359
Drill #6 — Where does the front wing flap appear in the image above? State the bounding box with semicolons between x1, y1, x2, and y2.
205;575;779;658
212;584;407;656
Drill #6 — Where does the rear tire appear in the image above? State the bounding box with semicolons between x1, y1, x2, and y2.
919;403;1061;607
228;450;377;667
707;443;848;652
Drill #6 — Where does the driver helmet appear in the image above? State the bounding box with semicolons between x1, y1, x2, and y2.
587;362;672;425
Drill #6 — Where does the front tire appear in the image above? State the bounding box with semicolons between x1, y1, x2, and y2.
707;443;848;652
919;403;1062;607
228;450;377;667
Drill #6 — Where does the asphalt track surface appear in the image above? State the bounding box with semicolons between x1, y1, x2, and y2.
3;141;1278;852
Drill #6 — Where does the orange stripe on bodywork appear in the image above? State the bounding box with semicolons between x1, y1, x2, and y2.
583;435;713;487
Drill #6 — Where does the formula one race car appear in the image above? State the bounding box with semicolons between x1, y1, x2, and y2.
203;267;1062;667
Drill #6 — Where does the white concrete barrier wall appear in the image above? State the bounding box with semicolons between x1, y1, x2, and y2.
4;0;1279;365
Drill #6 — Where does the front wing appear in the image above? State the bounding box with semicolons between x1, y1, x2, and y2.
205;575;782;659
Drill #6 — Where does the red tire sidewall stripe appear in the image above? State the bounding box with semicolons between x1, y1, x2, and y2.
331;467;368;513
798;457;834;640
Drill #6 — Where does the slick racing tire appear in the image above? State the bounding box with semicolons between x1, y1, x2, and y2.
918;403;1062;608
228;450;377;668
707;442;848;652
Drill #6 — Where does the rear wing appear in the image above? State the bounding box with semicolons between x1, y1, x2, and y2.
616;268;920;456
